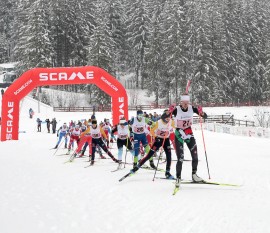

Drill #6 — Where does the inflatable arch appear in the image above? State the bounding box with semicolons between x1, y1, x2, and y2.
1;66;128;141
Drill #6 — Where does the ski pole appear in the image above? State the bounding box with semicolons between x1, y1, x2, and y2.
52;139;64;156
123;137;128;168
152;139;166;182
199;114;211;179
124;149;128;168
153;147;162;181
153;113;173;181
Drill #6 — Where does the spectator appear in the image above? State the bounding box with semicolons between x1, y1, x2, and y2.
29;108;34;119
91;111;96;120
69;120;74;128
1;89;4;97
45;119;51;133
51;118;57;134
152;112;159;122
37;118;42;132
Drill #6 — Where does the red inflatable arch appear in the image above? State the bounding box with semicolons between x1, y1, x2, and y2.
1;66;128;141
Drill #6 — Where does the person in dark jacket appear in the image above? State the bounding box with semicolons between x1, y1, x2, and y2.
45;119;51;133
51;118;57;134
37;118;42;132
171;94;207;187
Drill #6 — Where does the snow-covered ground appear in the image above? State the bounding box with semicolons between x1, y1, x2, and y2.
0;95;270;233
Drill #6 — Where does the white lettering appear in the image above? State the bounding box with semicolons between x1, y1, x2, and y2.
39;73;48;81
50;73;58;81
101;76;118;91
118;97;125;117
8;108;13;120
6;101;14;140
59;73;68;80
14;79;33;95
86;71;94;79
7;120;13;127
8;102;14;108
39;71;95;82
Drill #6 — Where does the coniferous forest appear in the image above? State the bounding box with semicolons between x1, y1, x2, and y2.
0;0;270;106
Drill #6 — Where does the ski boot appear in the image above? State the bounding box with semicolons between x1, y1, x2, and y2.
149;160;157;169
192;173;204;183
130;165;139;174
165;171;175;180
175;178;181;188
117;160;122;169
100;155;106;159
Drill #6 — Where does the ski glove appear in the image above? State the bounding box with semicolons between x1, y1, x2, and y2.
198;105;203;115
178;129;192;140
169;104;175;113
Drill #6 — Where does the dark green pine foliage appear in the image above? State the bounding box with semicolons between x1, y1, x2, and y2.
215;0;247;105
50;0;88;68
244;0;269;104
0;0;16;63
125;0;151;89
68;0;90;67
88;0;116;105
191;0;216;105
160;0;190;104
144;0;167;106
14;0;53;73
107;0;127;73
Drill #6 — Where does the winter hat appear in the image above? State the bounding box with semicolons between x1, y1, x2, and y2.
119;119;126;124
92;119;97;124
137;110;143;115
161;112;171;123
180;95;190;102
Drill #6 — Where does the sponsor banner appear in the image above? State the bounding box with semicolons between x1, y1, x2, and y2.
1;67;128;141
39;71;94;82
14;79;33;96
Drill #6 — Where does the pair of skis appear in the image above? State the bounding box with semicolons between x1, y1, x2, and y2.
119;172;241;195
171;179;241;195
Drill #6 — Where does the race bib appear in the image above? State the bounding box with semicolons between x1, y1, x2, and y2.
134;126;144;133
92;133;100;138
119;134;128;139
176;119;192;129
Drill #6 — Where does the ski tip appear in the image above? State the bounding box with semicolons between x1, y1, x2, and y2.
172;187;179;195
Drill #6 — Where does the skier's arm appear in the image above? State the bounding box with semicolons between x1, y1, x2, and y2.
192;106;207;119
171;108;177;118
150;122;158;137
111;125;118;134
128;117;134;125
100;127;107;139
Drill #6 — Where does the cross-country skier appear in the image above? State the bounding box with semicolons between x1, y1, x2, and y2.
131;112;174;179
88;119;119;165
111;118;135;169
53;123;69;149
67;124;81;154
129;110;156;169
171;94;207;186
102;119;112;147
72;123;92;160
